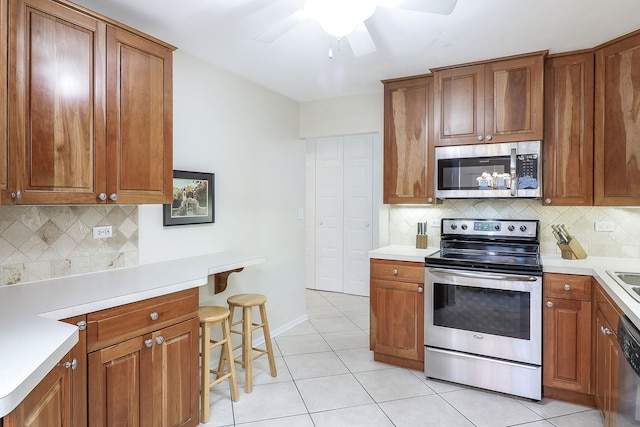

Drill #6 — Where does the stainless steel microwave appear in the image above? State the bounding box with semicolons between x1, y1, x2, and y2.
435;141;542;199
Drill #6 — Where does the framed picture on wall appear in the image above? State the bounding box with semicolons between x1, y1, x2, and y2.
163;170;215;226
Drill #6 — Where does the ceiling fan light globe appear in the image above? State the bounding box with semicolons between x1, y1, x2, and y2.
304;0;377;39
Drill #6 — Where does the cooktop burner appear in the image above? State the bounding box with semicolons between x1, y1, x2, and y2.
425;218;542;275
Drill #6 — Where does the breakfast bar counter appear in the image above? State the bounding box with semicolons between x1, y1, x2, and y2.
0;251;265;417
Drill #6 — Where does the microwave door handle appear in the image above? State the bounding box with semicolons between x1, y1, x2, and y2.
510;148;517;197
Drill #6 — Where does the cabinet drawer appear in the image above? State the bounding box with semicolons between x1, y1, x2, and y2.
87;288;198;352
543;273;592;301
370;259;424;282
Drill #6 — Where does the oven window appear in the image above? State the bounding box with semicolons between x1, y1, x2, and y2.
433;283;531;340
438;157;510;190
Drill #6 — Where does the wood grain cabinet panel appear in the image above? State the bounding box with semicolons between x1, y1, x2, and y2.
543;274;592;398
6;0;107;204
370;259;424;370
1;0;7;205
594;29;640;206
382;75;436;204
543;51;594;206
434;52;545;146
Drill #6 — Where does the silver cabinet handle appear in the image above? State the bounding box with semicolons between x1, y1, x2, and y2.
545;198;552;204
418;287;423;293
601;326;612;335
428;268;537;282
11;190;22;199
109;193;118;201
477;135;484;141
510;148;517;197
77;320;87;331
155;336;164;345
392;269;398;275
564;284;571;291
98;193;107;201
546;301;553;308
485;135;492;141
64;358;78;370
427;197;433;203
150;312;159;321
145;339;154;348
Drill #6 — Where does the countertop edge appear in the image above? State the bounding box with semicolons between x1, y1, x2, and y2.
0;251;265;417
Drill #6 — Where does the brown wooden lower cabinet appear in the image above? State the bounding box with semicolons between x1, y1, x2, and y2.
370;259;424;370
593;282;622;427
2;350;73;427
542;274;593;403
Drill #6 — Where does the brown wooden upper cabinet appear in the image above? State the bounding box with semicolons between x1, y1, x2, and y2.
433;51;545;146
594;29;640;206
543;51;594;206
382;75;436;204
2;0;174;205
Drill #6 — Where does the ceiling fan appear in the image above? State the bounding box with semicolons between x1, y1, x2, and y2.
254;0;458;57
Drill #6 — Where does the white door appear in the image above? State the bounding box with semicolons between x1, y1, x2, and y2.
343;134;373;296
315;137;344;293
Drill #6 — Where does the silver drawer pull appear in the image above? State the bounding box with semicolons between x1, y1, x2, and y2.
418;287;423;293
150;312;159;321
156;336;165;345
145;339;154;348
546;301;553;308
63;358;78;370
564;284;571;291
392;269;398;275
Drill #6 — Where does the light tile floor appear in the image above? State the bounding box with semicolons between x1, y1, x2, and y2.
200;289;604;427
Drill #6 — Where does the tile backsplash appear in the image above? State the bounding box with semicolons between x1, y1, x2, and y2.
390;200;640;259
0;205;138;285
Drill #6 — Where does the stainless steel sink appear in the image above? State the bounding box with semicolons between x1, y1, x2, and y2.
607;271;640;302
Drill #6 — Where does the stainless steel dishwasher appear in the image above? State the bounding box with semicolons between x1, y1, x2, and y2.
618;315;640;426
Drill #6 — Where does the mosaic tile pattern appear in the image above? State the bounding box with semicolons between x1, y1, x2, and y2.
389;200;640;259
0;205;138;285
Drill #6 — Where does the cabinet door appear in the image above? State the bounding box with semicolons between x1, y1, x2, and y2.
594;31;640;206
434;64;484;146
1;0;7;205
3;351;73;427
542;297;591;393
62;315;87;427
370;278;424;363
106;26;173;204
484;54;544;143
383;76;435;204
6;0;107;204
88;336;149;427
594;310;619;427
150;319;199;427
543;52;594;206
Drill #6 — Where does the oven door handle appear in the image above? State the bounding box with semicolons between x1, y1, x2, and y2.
427;268;538;282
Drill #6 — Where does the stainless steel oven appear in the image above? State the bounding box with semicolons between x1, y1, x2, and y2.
424;218;543;400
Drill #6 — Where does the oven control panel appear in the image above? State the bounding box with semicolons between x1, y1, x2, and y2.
441;219;538;239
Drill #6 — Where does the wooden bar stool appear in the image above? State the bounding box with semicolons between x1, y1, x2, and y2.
226;293;277;393
198;306;239;423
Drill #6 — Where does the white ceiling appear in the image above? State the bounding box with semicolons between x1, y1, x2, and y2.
71;0;640;102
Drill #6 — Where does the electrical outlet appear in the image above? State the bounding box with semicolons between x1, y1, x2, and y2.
93;225;113;239
430;219;440;228
595;221;615;232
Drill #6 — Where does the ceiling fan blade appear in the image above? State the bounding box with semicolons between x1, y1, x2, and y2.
346;23;377;57
254;11;307;43
378;0;457;15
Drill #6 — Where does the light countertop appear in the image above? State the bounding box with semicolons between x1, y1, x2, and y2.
0;251;265;418
370;245;640;333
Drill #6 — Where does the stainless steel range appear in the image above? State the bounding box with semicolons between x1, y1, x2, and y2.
424;218;542;400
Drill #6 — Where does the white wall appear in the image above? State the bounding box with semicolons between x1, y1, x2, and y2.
138;50;307;332
299;93;389;249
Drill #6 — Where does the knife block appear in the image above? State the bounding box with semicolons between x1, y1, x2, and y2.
416;234;428;249
557;238;587;260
